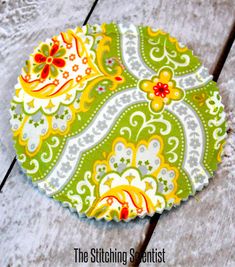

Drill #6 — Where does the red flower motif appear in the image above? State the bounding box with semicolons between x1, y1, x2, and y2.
33;43;66;79
153;82;170;98
120;206;129;220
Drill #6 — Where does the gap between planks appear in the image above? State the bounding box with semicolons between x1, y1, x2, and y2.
0;0;99;193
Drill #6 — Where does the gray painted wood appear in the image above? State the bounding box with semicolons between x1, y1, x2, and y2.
0;0;234;266
143;43;235;267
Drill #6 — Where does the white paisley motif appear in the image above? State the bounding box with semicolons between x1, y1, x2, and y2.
148;38;190;69
206;92;226;149
65;190;83;212
76;171;95;209
60;171;95;213
120;111;171;141
41;137;60;163
18;154;26;163
27;159;39;174
166;137;180;163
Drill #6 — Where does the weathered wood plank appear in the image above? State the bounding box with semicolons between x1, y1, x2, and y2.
219;42;235;133
143;43;235;267
0;0;235;266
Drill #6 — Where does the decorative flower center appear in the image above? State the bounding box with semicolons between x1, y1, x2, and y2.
46;56;53;64
114;76;123;81
153;82;170;98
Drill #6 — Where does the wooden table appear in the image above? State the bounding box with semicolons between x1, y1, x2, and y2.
0;0;234;266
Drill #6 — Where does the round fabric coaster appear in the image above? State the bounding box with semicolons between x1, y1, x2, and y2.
10;23;227;221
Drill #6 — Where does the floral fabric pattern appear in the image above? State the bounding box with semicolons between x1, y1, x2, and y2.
139;68;184;113
33;43;66;79
10;23;227;221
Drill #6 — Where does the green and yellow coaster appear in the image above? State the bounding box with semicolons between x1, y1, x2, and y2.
10;23;227;221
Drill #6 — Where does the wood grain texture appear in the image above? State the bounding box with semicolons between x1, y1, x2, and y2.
219;42;235;134
142;43;235;267
0;0;235;266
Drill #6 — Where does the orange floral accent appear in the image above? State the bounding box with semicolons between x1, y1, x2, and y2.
53;79;59;86
66;43;72;49
122;202;129;208
69;54;76;61
137;208;143;214
106;197;113;206
63;71;69;79
24;74;31;82
76;75;82;82
139;68;184;113
82;57;88;64
53;39;60;46
72;64;79;72
85;68;91;75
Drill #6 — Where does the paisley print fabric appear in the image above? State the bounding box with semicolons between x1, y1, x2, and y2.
10;23;227;221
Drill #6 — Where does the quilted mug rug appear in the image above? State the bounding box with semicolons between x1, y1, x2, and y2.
10;23;227;221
